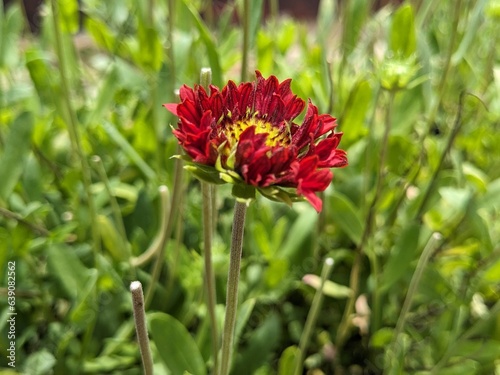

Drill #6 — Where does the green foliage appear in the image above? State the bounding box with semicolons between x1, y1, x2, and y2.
1;0;499;374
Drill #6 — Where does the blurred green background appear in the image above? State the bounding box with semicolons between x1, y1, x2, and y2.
0;0;499;374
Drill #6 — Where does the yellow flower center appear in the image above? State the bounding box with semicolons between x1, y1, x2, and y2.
223;117;291;147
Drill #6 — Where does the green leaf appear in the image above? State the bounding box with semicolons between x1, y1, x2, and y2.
370;327;394;348
178;0;222;86
302;275;353;299
279;207;318;260
234;298;256;346
253;221;272;258
454;339;500;363
231;312;282;375
25;49;61;107
85;18;115;51
47;245;94;300
149;312;206;375
390;4;416;58
97;215;129;262
341;80;372;144
380;222;421;292
23;349;56;375
451;0;488;66
278;346;299;375
265;258;289;288
137;24;163;72
70;269;99;327
329;191;363;245
58;0;79;33
100;120;156;181
248;0;264;48
317;0;336;45
0;3;23;69
0;112;34;203
342;0;370;56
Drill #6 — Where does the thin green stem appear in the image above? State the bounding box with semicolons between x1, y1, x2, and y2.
92;156;129;254
425;0;462;128
415;93;464;220
218;201;248;375
131;185;170;267
386;233;442;373
294;258;335;375
362;86;382;210
241;0;250;82
50;0;100;255
130;281;154;375
144;154;184;308
336;91;395;354
269;0;279;25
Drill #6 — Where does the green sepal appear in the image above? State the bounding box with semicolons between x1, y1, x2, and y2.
258;186;303;206
219;172;239;184
184;165;226;184
232;183;256;204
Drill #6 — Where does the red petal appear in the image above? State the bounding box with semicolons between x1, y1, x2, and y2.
163;103;178;116
179;85;196;102
238;82;255;115
177;99;201;125
302;190;323;212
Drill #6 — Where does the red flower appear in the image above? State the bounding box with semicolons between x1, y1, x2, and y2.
164;71;347;212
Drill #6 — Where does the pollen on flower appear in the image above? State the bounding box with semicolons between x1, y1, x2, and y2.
224;117;291;147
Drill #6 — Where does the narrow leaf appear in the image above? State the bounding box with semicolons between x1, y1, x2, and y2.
0;112;34;202
390;4;417;57
380;222;421;292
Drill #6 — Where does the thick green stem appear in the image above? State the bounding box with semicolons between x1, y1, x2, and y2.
199;67;219;374
294;258;335;375
202;182;219;373
218;201;248;375
130;281;154;375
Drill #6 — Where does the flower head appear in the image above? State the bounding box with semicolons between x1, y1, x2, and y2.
164;71;347;212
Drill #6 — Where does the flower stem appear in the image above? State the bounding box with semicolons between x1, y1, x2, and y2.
202;183;219;373
386;233;442;371
294;258;335;375
199;67;219;374
130;281;154;375
218;201;248;375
